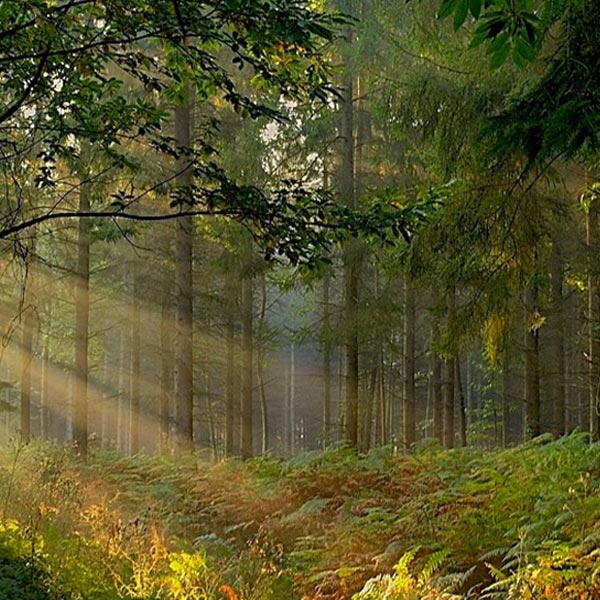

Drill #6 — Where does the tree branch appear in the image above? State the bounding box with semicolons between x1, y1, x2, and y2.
0;45;50;125
0;209;227;239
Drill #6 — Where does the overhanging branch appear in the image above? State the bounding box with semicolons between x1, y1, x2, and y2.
0;208;228;239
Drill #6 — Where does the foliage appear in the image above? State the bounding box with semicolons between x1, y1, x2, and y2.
352;548;450;600
3;436;600;598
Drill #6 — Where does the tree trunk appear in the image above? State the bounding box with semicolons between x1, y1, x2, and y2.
502;355;512;447
524;282;541;439
550;239;566;436
117;328;128;453
587;197;600;439
443;291;456;448
130;274;141;454
322;270;332;448
40;334;50;441
174;83;195;453
205;363;218;460
73;163;90;458
240;274;254;459
403;280;416;448
432;354;443;444
444;357;455;449
19;245;36;445
377;348;387;445
456;357;467;447
159;289;173;454
257;273;268;455
19;305;34;445
224;268;237;457
339;26;359;447
361;366;376;452
289;342;296;453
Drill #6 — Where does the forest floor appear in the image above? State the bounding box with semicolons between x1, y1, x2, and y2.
1;434;600;599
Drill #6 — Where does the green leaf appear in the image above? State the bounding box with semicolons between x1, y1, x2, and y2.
438;0;458;20
469;0;482;19
486;31;509;55
490;40;510;68
515;35;536;62
453;0;470;30
469;30;489;48
512;45;529;68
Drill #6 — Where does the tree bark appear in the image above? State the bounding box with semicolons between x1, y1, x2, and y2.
240;274;254;459
257;273;268;455
174;83;195;453
40;333;50;440
339;25;359;447
289;342;296;453
224;267;237;457
432;354;443;444
19;305;34;444
322;270;332;448
456;357;467;447
524;282;541;439
587;197;600;439
19;244;36;445
159;288;173;454
502;355;512;447
443;357;455;449
443;290;456;448
73;161;90;458
403;280;416;447
550;239;566;436
129;274;141;454
117;328;128;452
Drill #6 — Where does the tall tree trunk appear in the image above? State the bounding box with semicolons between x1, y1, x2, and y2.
444;357;455;449
240;274;254;459
338;16;359;447
40;333;50;441
502;355;512;447
224;268;237;457
159;288;173;454
20;246;36;445
403;280;416;448
456;358;467;447
100;353;109;445
73;163;90;458
205;362;218;460
174;83;195;453
443;290;456;448
289;342;296;453
19;306;34;444
361;366;376;452
377;348;387;445
342;166;359;447
550;239;566;436
117;328;128;453
432;354;443;444
257;273;268;455
130;274;141;454
322;269;332;448
587;197;600;439
524;282;541;439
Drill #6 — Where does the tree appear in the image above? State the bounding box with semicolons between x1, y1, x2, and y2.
73;153;91;457
173;84;195;453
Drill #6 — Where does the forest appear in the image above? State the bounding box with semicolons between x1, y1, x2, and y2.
1;0;600;598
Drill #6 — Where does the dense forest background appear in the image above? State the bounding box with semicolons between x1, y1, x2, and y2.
1;0;599;461
4;2;600;600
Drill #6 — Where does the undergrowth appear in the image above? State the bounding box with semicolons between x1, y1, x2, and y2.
1;433;600;599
